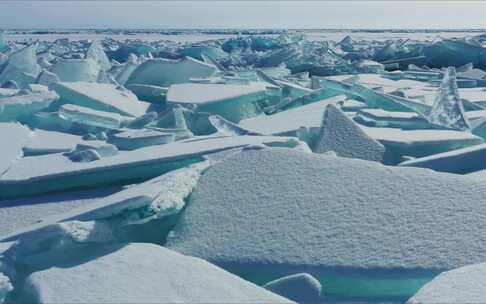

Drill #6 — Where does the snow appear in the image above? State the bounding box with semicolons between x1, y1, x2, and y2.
399;143;486;174
23;129;82;155
126;57;216;87
314;104;385;161
20;243;292;303
0;123;32;174
407;262;486;304
168;148;486;286
50;82;148;117
0;135;300;198
263;273;322;303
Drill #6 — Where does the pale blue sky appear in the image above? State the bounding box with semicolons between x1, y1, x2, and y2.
1;1;486;29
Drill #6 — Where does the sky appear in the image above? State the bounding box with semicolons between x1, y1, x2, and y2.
1;1;486;29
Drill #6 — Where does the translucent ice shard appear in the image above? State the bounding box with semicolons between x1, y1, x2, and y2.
264;273;322;303
115;54;139;85
59;104;131;130
315;104;385;162
18;243;291;304
167;148;486;300
109;129;174;150
208;115;261;136
355;109;433;129
86;41;111;71
0;122;32;174
407;262;486;304
51;82;148;117
0;44;41;88
126;57;216;87
166;83;266;122
178;45;227;61
51;58;100;83
0;91;59;122
426;67;470;131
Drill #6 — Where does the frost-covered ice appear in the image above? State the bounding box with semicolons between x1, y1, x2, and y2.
407;263;486;304
20;243;292;304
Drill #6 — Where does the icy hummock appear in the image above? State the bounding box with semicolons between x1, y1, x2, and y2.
19;243;292;303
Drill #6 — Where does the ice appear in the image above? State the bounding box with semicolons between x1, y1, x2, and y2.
23;129;82;156
126;57;216;87
315;104;385;162
0;135;300;198
59;104;131;130
108;129;174;150
18;243;291;304
51;58;100;82
114;54;139;85
51;82;148;117
86;41;111;71
0;91;59;122
426;67;470;131
407;262;486;304
0;44;41;88
263;273;322;303
0;273;13;304
0;122;31;176
208;115;260;136
399;143;486;174
125;84;167;104
167;147;486;300
355;108;433;129
166;83;266;122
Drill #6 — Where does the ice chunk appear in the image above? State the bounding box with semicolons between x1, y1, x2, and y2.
64;141;118;162
178;45;227;61
59;104;131;130
23;129;82;156
355;108;433;129
126;57;216;87
0;273;13;303
0;44;41;88
407;262;486;304
114;54;139;85
315;104;385;162
0;135;299;198
19;243;291;304
51;82;148;117
209;115;260;136
108;129;174;150
399;143;486;174
125;84;167;104
51;59;100;82
426;67;470;131
167;148;486;300
264;273;322;303
166;83;266;122
0;123;32;174
0;91;59;122
86;41;110;71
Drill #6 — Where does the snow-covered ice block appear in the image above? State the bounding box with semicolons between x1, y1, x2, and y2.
426;67;470;131
0;135;299;198
399;143;486;174
407;262;486;304
166;83;266;122
109;129;174;150
51;59;100;83
167;148;486;299
126;57;216;87
59;104;131;130
0;123;32;174
0;44;41;88
0;91;59;122
264;273;322;303
361;125;483;160
355;108;432;129
315;104;385;162
19;243;292;304
51;82;148;117
23;129;82;156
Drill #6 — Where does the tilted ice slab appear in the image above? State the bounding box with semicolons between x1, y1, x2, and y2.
59;104;132;130
0;123;32;174
426;67;470;131
167;83;266;122
407;263;486;304
20;243;292;304
51;82;148;117
23;129;82;156
239;95;346;142
168;148;486;299
0;135;298;198
315;104;385;162
355;108;432;129
109;129;174;150
361;125;483;159
126;57;216;87
51;58;100;83
0;91;59;122
399;143;486;174
0;44;41;88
